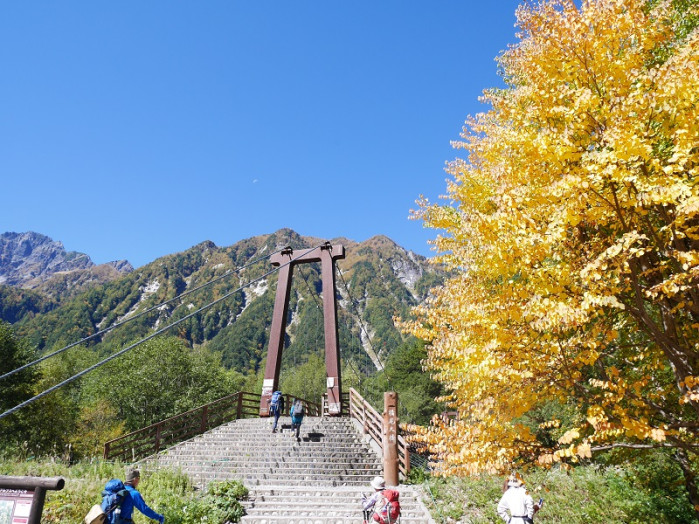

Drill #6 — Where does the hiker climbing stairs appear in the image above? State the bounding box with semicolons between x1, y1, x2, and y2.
149;416;435;523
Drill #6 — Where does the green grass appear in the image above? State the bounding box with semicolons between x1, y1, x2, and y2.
0;459;247;523
2;458;695;523
413;464;696;524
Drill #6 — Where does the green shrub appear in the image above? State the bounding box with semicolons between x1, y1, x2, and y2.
417;464;695;524
405;465;430;485
0;460;249;524
159;479;248;524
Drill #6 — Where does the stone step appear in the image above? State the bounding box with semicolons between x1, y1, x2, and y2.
240;512;428;524
217;422;360;429
212;432;366;440
147;416;434;522
247;498;424;510
211;418;354;428
176;428;368;439
248;494;423;505
159;466;381;476
160;459;382;475
166;449;374;458
165;447;376;458
187;427;366;436
159;450;378;459
243;510;426;519
188;476;374;488
240;485;434;523
158;461;380;471
158;451;378;460
159;452;379;464
214;429;364;436
168;441;371;449
181;468;379;481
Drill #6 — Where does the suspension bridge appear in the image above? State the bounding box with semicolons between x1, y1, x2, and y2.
0;240;436;522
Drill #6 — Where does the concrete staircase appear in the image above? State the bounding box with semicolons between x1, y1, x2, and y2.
150;416;435;523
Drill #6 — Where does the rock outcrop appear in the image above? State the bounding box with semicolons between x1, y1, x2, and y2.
0;231;132;289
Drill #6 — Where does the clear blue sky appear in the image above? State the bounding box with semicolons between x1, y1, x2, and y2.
1;2;522;268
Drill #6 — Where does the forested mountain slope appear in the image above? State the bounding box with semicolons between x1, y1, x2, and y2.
4;228;442;375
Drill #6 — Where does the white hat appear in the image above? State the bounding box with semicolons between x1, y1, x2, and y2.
371;476;386;490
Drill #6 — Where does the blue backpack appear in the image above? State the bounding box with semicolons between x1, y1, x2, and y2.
270;391;283;415
101;479;128;523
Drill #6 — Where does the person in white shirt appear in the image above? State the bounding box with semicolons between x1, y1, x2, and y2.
497;473;534;523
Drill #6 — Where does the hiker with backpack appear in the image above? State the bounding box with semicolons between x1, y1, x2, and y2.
290;398;305;442
86;469;163;524
84;478;127;524
268;390;285;433
121;469;165;523
362;476;400;524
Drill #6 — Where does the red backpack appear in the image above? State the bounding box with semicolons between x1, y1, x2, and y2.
375;489;400;524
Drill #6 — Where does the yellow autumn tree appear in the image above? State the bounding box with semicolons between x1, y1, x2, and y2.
404;0;699;510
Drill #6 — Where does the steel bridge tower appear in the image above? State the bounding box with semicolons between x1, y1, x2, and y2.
259;243;345;416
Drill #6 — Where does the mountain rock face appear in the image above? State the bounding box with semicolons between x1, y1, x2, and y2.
0;232;133;289
5;228;443;375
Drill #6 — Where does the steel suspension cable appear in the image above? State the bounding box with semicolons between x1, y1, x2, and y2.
0;244;326;421
297;263;322;311
0;247;286;382
295;264;324;361
335;266;394;388
297;263;365;389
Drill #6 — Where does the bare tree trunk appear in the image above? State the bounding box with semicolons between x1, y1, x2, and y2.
675;449;699;522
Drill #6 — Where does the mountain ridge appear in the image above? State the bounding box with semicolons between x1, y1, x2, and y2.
1;228;443;375
0;231;133;289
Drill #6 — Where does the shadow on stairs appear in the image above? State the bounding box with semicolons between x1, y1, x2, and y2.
147;416;435;523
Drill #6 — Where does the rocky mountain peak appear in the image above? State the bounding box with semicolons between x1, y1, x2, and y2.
106;260;135;273
0;231;132;289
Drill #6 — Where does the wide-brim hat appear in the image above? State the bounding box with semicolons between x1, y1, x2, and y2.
371;476;386;490
507;472;523;487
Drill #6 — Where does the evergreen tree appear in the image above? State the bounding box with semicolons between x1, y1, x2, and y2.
0;321;37;453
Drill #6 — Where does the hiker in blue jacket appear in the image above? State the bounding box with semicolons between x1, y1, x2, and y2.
268;390;285;433
290;399;305;442
122;469;164;523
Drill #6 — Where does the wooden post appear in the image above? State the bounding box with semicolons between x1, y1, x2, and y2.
29;488;46;524
0;476;64;524
200;405;209;433
404;438;411;474
363;401;368;434
236;392;243;419
382;391;399;486
154;423;162;455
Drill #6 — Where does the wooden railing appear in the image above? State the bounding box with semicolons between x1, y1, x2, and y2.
103;391;321;462
270;393;323;418
348;388;410;477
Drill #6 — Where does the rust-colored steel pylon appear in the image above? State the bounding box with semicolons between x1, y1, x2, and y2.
259;242;346;416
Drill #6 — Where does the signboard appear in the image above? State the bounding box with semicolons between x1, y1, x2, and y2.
0;489;34;524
